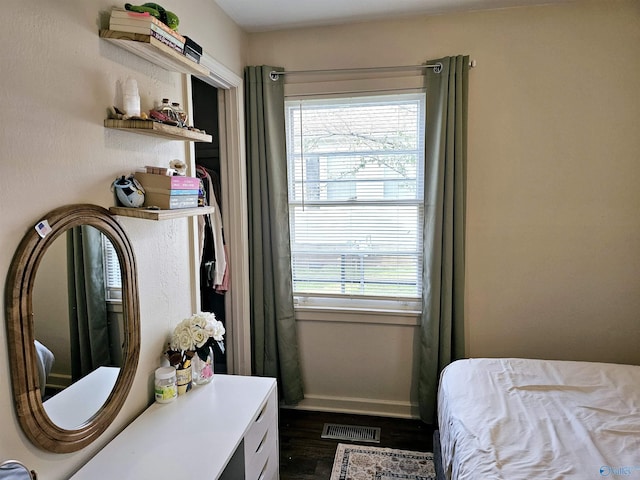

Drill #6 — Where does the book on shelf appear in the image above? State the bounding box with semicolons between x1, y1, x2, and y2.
143;186;200;196
149;29;183;53
110;8;186;43
144;192;199;209
109;20;184;43
109;22;184;52
183;36;202;64
183;47;201;64
134;172;201;190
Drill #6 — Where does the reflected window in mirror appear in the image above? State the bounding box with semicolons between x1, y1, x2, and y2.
103;234;122;302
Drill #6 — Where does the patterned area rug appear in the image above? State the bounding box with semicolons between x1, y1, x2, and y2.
330;443;436;480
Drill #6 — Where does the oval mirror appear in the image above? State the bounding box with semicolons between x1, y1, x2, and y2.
5;204;140;453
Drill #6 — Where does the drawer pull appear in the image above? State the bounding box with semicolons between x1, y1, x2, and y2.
255;402;268;423
257;458;268;480
255;430;268;454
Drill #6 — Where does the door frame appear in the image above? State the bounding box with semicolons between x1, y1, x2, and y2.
186;54;251;375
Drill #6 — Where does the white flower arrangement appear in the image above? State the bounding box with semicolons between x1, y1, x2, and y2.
166;312;225;367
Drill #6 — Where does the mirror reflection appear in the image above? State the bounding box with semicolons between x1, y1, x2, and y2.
0;460;37;480
32;226;124;429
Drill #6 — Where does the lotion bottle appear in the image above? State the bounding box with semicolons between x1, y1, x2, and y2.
123;77;141;118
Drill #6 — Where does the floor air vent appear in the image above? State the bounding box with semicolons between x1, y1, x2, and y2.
321;423;381;443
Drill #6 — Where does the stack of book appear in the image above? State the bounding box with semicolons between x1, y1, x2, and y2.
183;36;203;64
109;8;185;54
134;172;201;209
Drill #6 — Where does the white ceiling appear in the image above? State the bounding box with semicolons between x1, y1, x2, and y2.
215;0;569;32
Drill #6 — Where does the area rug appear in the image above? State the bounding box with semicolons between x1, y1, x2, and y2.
330;443;436;480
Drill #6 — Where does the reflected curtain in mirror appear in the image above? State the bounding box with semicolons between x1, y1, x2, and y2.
67;226;122;382
418;55;469;424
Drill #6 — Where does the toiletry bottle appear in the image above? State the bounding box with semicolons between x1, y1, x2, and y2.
154;367;177;404
123;77;141;117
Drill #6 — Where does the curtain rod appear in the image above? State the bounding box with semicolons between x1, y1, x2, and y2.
269;60;476;81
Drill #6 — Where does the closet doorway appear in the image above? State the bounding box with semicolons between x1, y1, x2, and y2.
192;76;225;374
188;60;251;377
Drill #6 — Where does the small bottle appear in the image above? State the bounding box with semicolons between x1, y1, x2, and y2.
154;367;177;404
157;98;179;124
157;98;172;114
171;102;187;127
123;77;141;117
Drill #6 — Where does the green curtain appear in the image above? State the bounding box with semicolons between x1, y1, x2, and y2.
418;56;469;423
67;226;116;381
244;65;304;405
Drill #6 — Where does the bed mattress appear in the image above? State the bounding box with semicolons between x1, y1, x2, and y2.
437;358;640;479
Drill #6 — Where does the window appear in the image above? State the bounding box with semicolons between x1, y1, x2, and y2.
102;235;122;302
285;92;426;304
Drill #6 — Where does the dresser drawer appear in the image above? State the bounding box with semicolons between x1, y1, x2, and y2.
244;389;277;455
259;452;278;480
248;451;278;480
244;423;277;480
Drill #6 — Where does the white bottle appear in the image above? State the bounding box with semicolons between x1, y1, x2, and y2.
154;367;177;404
123;77;141;118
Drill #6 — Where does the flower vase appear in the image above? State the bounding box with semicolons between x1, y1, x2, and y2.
176;363;192;395
193;346;214;385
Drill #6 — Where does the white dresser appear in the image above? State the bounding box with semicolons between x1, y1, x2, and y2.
71;375;279;480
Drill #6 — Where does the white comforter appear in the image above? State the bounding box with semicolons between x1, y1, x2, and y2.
438;358;640;479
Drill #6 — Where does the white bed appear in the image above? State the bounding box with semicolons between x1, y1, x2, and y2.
437;358;640;479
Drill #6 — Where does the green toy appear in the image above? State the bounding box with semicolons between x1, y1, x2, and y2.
124;3;179;30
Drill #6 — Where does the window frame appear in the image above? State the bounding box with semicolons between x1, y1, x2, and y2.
284;89;426;311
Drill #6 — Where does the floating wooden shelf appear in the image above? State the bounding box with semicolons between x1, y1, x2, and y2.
100;30;209;77
104;119;212;142
110;205;214;221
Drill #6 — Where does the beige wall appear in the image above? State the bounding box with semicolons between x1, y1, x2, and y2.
0;0;245;477
33;237;72;388
2;0;639;473
248;0;640;415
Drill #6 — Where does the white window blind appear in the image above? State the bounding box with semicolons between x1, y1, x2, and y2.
285;92;426;299
102;235;122;302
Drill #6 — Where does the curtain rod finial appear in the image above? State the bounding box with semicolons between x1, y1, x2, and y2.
469;59;477;68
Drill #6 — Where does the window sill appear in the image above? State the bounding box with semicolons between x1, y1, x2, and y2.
294;305;421;326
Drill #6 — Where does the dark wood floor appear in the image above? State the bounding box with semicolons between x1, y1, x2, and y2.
278;408;435;480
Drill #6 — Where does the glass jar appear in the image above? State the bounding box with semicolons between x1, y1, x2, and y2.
157;98;172;114
157;98;178;124
154;366;177;404
192;346;214;385
176;363;192;395
171;102;187;127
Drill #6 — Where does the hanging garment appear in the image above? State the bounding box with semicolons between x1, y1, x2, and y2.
215;245;229;294
196;166;226;288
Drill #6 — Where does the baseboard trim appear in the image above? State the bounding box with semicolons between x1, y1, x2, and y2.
285;394;420;419
47;372;72;390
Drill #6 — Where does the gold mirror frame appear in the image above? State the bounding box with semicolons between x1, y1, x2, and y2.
5;204;140;453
